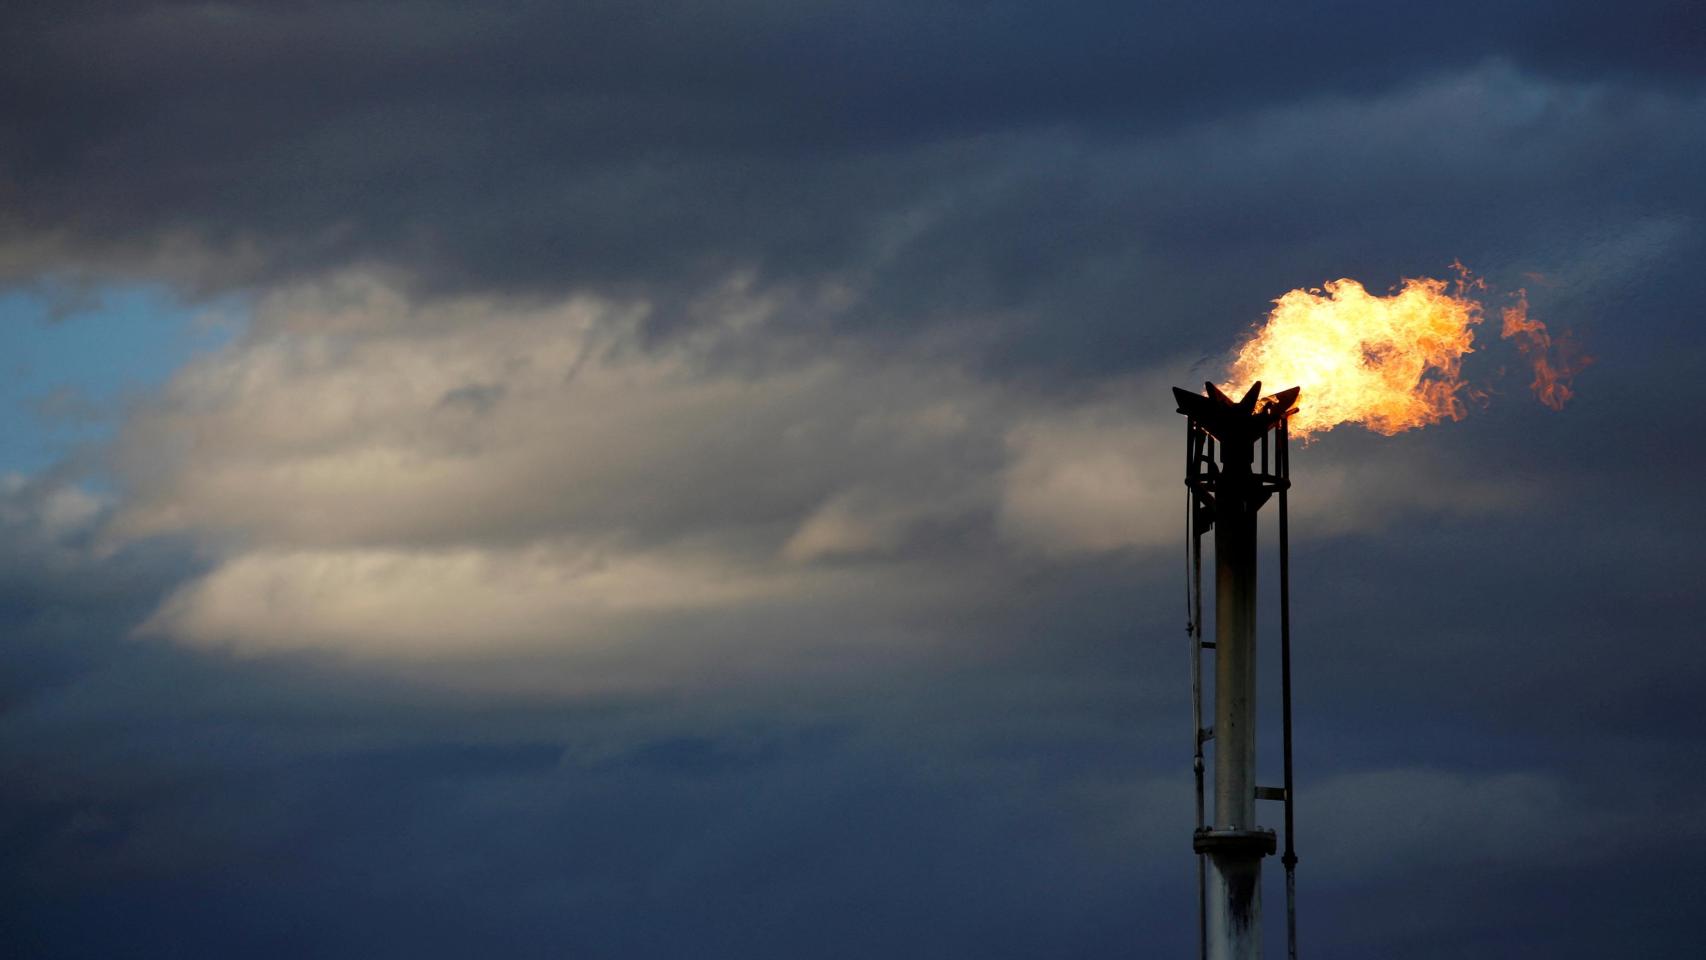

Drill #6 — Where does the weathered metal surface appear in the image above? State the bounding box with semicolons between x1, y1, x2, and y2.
1214;469;1259;833
1206;854;1263;960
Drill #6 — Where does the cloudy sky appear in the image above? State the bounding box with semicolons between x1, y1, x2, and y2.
3;2;1704;956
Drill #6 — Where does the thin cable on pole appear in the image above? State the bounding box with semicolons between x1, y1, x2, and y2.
1277;413;1299;960
1186;420;1208;960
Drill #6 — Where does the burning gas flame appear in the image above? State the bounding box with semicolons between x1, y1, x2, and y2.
1224;273;1586;438
1500;288;1592;411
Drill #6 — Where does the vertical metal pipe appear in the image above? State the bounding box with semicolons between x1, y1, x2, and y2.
1213;474;1257;831
1206;441;1262;960
1205;856;1263;960
1188;425;1209;960
1278;417;1298;960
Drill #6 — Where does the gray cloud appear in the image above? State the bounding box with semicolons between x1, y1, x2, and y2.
100;271;1559;679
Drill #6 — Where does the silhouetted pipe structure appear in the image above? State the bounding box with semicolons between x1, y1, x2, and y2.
1176;381;1299;960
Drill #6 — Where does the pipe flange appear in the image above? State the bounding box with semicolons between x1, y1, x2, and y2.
1192;827;1277;858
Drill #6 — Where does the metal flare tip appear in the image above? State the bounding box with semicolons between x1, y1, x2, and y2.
1173;381;1299;445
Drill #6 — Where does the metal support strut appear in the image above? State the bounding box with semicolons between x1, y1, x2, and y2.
1276;414;1298;960
1186;422;1211;960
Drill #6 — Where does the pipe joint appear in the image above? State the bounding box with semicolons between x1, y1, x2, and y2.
1193;827;1277;859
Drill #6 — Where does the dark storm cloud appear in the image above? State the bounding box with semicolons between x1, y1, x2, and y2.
0;490;1183;958
0;474;192;713
6;492;1704;957
3;1;1702;357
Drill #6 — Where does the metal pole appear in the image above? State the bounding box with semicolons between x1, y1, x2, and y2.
1204;436;1262;960
1278;417;1298;960
1188;426;1209;960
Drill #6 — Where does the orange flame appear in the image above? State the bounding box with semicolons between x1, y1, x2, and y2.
1224;277;1481;437
1223;273;1587;437
1499;289;1592;411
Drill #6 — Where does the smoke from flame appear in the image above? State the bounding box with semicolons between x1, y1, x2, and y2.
1224;273;1587;438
